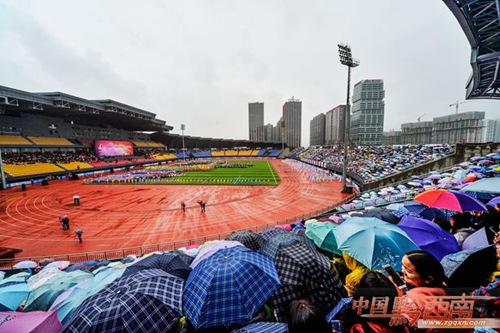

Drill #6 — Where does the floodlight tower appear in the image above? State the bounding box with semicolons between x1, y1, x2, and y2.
0;148;5;190
181;124;186;163
338;43;359;193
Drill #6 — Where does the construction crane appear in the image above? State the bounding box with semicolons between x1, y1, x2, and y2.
417;114;426;122
449;101;467;114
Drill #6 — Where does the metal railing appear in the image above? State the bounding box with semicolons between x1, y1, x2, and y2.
0;194;356;269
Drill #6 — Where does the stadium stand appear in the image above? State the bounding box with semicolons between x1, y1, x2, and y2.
27;136;74;146
3;162;66;177
57;162;94;171
0;135;33;146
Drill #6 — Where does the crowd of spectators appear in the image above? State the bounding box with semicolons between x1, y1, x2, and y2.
298;144;453;183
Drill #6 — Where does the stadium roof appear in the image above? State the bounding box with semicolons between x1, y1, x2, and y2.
444;0;500;99
0;85;173;132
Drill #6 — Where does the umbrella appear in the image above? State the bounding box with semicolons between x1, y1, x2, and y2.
27;268;61;291
183;246;280;330
440;245;497;290
403;201;447;221
305;222;341;255
231;322;288;333
123;253;192;280
397;215;460;261
13;260;38;269
65;260;110;273
486;196;500;207
225;229;265;251
358;208;401;224
335;217;420;271
414;189;487;213
461;227;489;251
49;268;125;325
259;227;289;240
63;269;184;333
0;281;28;311
190;240;244;269
24;270;93;312
459;177;500;194
326;297;353;322
0;310;62;333
259;232;315;260
269;242;346;321
43;261;71;271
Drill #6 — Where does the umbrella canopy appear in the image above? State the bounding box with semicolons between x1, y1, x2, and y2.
259;232;315;259
414;189;487;213
231;322;288;333
190;240;244;269
225;229;265;251
461;227;490;251
402;201;447;221
123;253;192;280
486;196;500;207
440;245;497;290
259;227;290;240
24;270;93;312
13;260;38;269
358;208;401;224
397;215;460;261
335;217;420;271
183;246;280;330
459;177;500;194
0;310;62;333
305;222;341;255
63;269;184;333
27;268;61;291
0;281;28;311
269;242;346;322
65;260;111;273
49;268;125;325
43;261;71;271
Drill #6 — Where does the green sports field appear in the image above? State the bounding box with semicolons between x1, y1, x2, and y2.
176;160;280;186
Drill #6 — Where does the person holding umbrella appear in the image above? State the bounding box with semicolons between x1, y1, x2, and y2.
450;214;475;248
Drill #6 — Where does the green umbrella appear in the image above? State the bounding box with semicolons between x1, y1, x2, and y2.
24;270;92;311
305;222;341;255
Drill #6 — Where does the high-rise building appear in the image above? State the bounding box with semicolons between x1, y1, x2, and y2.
482;119;500;142
310;113;325;146
325;105;346;145
401;121;433;144
282;98;302;149
432;112;484;144
351;80;385;146
264;123;274;142
248;102;264;141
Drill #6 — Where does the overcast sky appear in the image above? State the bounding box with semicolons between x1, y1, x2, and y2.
1;0;499;146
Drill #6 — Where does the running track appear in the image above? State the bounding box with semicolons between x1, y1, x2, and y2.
0;159;349;257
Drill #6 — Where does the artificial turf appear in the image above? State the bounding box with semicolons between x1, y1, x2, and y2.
173;160;280;186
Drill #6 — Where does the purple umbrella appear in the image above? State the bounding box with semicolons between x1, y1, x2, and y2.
190;241;244;268
398;215;460;261
486;196;500;207
462;227;489;251
0;310;62;333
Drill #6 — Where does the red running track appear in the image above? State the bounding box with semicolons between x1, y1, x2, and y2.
0;159;350;257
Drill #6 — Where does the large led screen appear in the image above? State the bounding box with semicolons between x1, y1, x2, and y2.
94;140;134;157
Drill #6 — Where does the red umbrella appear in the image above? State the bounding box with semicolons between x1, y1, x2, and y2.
414;189;487;213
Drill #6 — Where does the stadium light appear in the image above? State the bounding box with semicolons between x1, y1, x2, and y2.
338;43;359;193
0;148;6;190
181;124;186;163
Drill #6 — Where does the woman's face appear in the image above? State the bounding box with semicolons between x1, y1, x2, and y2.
402;255;426;287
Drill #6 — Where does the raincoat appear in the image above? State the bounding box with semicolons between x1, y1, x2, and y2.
343;252;371;296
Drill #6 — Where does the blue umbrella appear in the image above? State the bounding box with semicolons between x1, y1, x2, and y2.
0;281;28;311
259;227;289;240
231;322;288;333
459;178;500;194
259;232;315;259
398;215;460;261
183;246;280;330
49;268;125;324
403;201;446;221
123;253;192;280
24;270;92;311
335;217;420;271
63;269;184;333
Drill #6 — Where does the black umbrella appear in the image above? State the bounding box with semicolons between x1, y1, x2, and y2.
259;227;289;241
440;245;497;291
268;242;347;321
225;229;265;251
259;232;315;259
359;208;401;224
123;253;192;280
63;269;184;333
